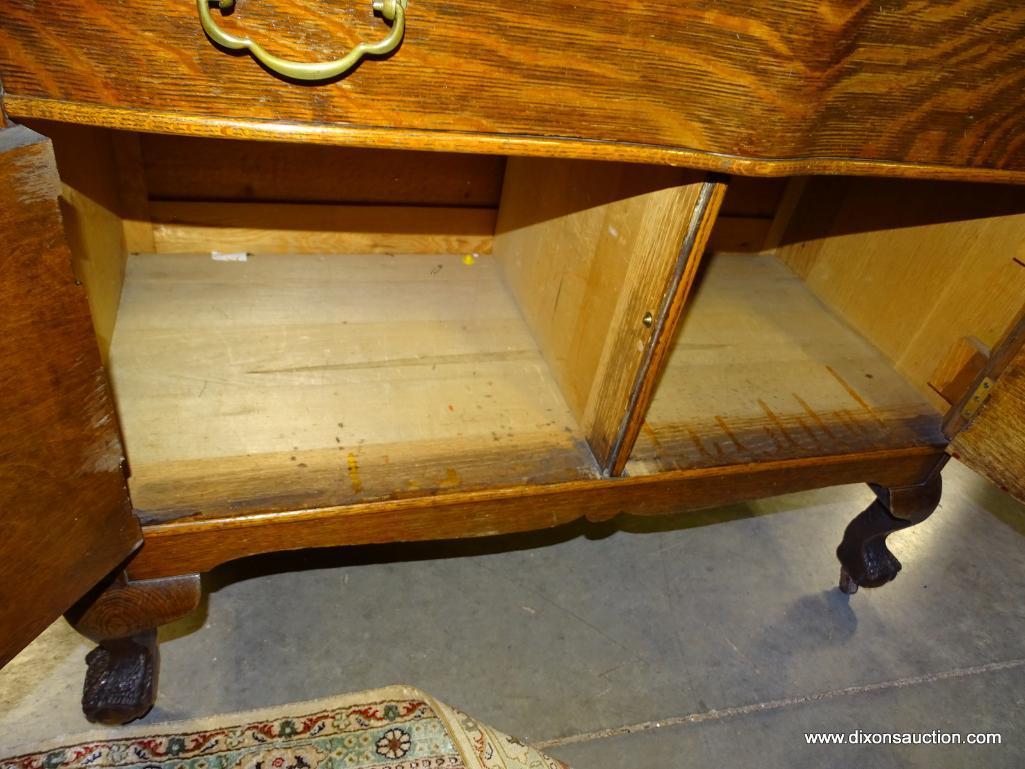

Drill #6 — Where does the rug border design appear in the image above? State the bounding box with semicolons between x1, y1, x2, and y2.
1;685;566;769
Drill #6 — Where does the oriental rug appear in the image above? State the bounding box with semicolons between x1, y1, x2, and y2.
2;686;567;769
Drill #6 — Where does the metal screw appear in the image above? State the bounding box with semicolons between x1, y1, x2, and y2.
642;311;654;328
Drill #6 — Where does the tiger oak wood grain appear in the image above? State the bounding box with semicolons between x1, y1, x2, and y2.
3;1;1025;181
947;348;1025;506
948;311;1025;503
0;124;140;667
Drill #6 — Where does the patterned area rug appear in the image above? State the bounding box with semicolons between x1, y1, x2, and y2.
1;686;567;769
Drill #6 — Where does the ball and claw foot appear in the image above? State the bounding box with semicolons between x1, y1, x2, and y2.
82;630;158;725
68;573;201;725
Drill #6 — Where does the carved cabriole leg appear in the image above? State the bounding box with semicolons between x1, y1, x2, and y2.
65;572;201;725
836;466;944;593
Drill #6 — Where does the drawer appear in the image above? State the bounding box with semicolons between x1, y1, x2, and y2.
3;1;1025;177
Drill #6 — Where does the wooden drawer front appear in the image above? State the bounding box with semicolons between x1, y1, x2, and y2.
3;1;1025;176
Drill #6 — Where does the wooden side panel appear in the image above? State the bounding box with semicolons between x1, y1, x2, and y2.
776;178;1025;412
4;1;1025;179
493;158;718;471
23;120;134;363
950;344;1025;503
0;125;140;667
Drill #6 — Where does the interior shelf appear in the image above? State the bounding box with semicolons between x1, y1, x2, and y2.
110;252;597;521
627;254;947;476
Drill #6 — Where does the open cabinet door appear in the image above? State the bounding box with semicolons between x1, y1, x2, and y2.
948;321;1025;503
0;123;141;666
494;159;725;473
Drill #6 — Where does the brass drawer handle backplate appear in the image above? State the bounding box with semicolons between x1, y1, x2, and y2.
197;0;407;81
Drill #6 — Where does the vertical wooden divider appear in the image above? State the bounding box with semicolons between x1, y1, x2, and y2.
493;157;725;474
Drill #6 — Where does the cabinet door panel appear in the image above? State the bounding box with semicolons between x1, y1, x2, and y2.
0;124;140;667
493;159;724;473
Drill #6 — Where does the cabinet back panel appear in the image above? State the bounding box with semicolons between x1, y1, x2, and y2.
140;135;505;207
140;136;503;256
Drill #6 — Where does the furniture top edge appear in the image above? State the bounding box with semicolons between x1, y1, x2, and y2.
8;95;1025;186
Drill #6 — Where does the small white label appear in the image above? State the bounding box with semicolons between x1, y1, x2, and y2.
212;251;249;262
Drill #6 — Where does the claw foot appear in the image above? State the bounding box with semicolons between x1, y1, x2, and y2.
82;630;158;725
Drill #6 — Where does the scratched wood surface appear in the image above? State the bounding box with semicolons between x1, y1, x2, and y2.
627;254;947;475
0;125;140;666
109;252;597;521
3;1;1025;180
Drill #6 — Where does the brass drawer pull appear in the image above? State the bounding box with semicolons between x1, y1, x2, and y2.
197;0;407;81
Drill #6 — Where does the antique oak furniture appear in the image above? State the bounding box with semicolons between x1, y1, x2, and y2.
3;0;1025;725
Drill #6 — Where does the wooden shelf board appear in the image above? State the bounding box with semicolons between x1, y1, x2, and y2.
109;252;596;522
627;254;947;475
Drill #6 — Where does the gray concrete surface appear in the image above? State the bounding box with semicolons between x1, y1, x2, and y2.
2;460;1025;767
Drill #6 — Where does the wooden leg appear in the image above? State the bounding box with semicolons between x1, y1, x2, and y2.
836;467;944;593
65;572;201;725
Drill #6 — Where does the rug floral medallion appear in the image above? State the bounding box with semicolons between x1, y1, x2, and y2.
1;686;567;769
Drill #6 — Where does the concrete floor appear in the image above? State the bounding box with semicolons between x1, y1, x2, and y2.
2;460;1025;767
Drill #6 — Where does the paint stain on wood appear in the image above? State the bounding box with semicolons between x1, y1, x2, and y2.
825;365;888;430
440;467;462;489
714;416;748;453
346;451;363;494
642;420;665;452
793;414;821;445
792;393;838;440
685;426;718;461
757;399;800;448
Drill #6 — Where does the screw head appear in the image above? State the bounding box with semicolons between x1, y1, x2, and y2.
642;311;654;328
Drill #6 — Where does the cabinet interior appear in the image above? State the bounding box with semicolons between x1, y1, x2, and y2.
629;176;1025;476
33;119;1025;522
36;122;703;521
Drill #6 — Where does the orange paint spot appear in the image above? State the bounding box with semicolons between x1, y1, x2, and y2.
440;467;462;489
448;404;455;412
346;452;363;495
